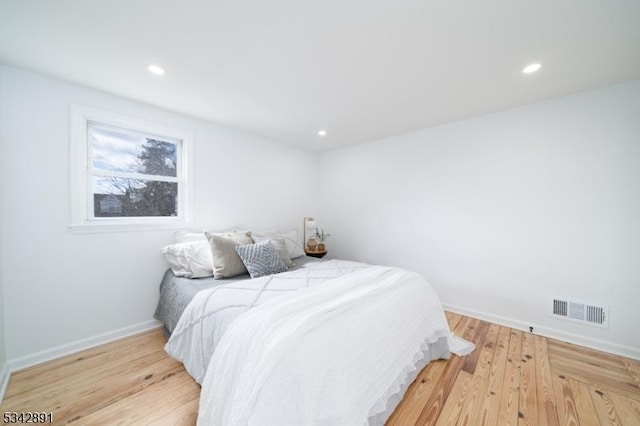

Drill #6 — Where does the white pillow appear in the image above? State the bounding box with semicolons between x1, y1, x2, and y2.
161;240;213;278
250;227;303;259
253;237;294;267
164;230;252;278
278;229;305;259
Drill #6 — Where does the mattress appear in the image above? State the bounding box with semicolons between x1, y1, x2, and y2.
153;255;321;333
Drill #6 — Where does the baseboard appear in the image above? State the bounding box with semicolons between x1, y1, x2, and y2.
0;361;10;404
8;319;162;373
443;303;640;361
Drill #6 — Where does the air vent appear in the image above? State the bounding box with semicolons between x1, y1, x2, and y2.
551;298;608;328
569;302;584;321
553;299;568;317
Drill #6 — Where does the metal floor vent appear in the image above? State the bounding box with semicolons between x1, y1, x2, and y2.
552;298;608;328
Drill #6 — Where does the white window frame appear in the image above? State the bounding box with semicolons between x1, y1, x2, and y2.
70;104;193;233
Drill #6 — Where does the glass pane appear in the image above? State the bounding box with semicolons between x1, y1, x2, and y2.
89;124;177;177
93;177;178;217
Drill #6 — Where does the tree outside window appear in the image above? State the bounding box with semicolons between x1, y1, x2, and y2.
89;123;181;218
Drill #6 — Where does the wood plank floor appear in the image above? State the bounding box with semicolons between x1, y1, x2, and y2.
2;313;639;425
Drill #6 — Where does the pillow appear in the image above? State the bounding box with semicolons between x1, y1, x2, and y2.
278;229;305;259
235;241;288;279
249;227;303;259
253;237;294;267
161;240;213;278
205;231;254;279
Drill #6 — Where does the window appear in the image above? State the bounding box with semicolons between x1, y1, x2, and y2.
88;122;180;218
70;105;193;232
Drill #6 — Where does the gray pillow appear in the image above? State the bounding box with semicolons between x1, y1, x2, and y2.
235;241;288;279
205;231;254;279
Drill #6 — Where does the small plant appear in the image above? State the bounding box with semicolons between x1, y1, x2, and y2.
314;227;330;243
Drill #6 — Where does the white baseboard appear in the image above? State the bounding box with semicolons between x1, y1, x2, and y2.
8;319;162;373
0;361;10;404
443;303;640;361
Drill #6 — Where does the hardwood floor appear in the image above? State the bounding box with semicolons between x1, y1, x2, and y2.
2;313;639;425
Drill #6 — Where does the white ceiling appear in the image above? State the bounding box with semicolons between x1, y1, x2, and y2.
1;1;639;152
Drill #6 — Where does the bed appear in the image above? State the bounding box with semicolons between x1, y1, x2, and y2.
160;257;472;425
154;256;322;334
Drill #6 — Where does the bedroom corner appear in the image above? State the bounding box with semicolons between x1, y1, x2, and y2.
317;80;640;360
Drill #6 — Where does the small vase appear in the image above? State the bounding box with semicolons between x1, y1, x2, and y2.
317;243;326;252
307;238;318;251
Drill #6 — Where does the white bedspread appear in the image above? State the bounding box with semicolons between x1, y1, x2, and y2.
165;259;370;383
197;264;453;426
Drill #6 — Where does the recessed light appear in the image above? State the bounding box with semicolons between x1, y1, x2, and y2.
318;129;327;137
148;64;165;75
522;63;542;74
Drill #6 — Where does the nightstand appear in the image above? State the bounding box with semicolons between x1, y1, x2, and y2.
305;250;327;258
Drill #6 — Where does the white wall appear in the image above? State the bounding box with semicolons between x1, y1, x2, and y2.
0;65;318;368
0;240;7;400
319;80;640;358
0;69;7;396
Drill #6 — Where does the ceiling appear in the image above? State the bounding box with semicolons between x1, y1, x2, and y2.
1;1;639;152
